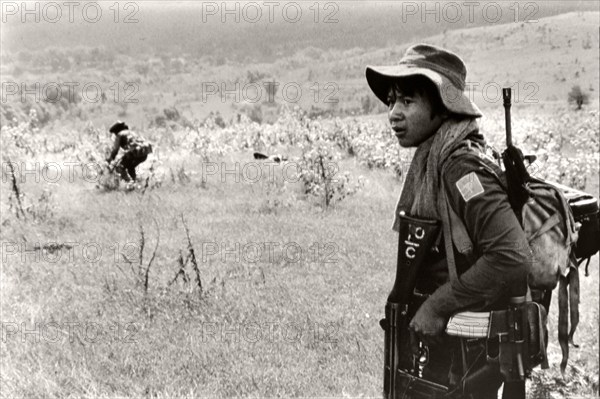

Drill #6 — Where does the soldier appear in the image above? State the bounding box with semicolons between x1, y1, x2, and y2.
366;44;532;398
107;121;153;182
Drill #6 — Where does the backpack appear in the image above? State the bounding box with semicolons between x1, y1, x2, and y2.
553;180;600;274
442;143;579;290
444;142;599;373
521;178;579;290
120;130;153;157
502;144;600;373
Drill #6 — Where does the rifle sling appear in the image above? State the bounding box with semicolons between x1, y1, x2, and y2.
439;172;474;288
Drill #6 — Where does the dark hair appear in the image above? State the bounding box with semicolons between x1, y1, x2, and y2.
388;75;447;118
109;121;129;134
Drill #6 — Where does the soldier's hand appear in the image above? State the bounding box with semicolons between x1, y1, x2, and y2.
409;300;447;346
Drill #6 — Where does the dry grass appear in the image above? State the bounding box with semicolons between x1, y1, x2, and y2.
1;107;598;398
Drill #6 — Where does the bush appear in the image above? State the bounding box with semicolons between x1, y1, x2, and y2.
568;85;590;111
297;140;363;208
521;109;598;190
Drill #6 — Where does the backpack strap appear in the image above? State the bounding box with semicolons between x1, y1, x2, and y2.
527;213;562;243
439;182;461;286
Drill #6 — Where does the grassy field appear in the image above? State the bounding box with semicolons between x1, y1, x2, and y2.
0;153;393;397
1;4;599;397
1;104;598;398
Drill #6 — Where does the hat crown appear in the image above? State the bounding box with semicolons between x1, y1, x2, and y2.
364;43;482;117
399;44;467;90
109;120;129;134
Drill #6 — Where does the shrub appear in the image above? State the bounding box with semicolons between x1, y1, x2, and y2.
297;140;363;208
568;85;590;111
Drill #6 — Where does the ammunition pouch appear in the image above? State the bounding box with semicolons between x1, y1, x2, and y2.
446;301;548;385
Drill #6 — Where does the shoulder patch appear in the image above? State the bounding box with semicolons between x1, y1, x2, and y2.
456;172;484;202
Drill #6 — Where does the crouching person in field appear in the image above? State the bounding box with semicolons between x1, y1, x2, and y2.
107;121;153;182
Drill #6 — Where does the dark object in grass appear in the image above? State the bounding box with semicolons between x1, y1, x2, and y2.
253;152;287;163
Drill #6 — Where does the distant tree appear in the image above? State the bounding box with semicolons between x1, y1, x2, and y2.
163;107;180;121
568;85;589;110
582;33;592;49
213;111;226;128
247;70;267;84
263;80;279;105
244;103;262;124
361;95;373;114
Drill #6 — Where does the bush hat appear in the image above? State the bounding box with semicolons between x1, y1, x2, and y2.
109;120;129;134
366;44;482;117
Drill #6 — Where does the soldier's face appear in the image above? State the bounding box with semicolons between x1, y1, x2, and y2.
387;86;445;148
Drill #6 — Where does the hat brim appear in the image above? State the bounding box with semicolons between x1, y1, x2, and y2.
365;65;482;117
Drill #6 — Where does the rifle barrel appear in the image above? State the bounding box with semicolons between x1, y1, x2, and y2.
503;88;512;147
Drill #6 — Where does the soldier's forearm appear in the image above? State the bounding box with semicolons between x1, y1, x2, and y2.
430;234;530;316
426;258;525;318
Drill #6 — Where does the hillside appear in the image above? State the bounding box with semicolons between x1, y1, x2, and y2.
1;2;597;59
1;5;599;398
304;11;599;111
1;10;598;128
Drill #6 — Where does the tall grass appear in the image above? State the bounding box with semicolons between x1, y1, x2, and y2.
1;105;598;398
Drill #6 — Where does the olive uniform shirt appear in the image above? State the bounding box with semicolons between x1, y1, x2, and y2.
416;141;531;318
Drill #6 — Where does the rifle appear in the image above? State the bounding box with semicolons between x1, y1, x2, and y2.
440;88;536;399
380;212;445;399
501;88;530;217
500;88;599;376
491;88;530;399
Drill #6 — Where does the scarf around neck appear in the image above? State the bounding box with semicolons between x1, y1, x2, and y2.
392;117;481;231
